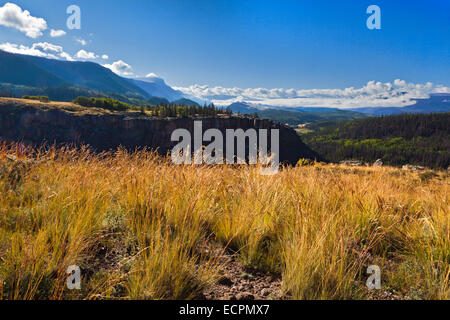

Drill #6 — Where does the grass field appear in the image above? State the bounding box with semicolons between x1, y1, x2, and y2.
0;143;448;300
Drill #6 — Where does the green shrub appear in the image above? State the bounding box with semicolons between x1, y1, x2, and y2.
419;171;439;183
72;96;131;111
297;158;315;166
22;95;50;103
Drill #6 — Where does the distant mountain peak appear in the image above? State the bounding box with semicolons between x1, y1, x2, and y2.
138;75;167;85
129;76;203;105
348;93;450;116
128;77;184;102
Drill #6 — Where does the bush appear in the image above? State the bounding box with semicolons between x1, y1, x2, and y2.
22;95;49;103
419;171;439;183
72;96;131;111
297;158;315;166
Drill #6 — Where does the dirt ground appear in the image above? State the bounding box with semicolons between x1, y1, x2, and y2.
201;253;285;301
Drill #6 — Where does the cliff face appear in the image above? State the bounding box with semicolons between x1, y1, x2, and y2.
0;100;319;164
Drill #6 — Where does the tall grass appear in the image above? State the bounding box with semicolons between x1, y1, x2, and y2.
0;143;448;300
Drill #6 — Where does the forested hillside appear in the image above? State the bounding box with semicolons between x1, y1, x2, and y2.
0;50;198;107
303;113;450;169
227;102;368;126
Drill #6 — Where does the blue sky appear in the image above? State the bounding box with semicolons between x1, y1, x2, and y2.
0;0;449;107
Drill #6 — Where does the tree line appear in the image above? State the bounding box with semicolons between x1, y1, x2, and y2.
303;113;450;169
0;84;158;106
72;96;234;118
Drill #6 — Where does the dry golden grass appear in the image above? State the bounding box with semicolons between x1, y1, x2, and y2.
0;97;119;115
0;143;448;300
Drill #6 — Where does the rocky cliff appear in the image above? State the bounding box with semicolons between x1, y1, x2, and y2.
0;99;319;164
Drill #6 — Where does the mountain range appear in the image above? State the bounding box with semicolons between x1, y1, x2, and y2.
129;77;184;102
1;49;448;124
226;94;450;126
0;49;199;105
0;50;146;96
348;94;450;116
227;102;369;126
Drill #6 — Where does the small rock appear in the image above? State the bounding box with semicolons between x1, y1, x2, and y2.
261;288;270;297
339;160;363;166
236;292;255;300
373;159;383;167
402;164;425;171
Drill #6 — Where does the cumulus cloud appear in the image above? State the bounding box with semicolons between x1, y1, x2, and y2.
0;41;74;61
101;54;109;60
0;2;47;38
76;49;98;60
50;29;66;37
0;41;129;70
174;80;450;108
75;38;87;46
103;60;133;76
433;86;450;94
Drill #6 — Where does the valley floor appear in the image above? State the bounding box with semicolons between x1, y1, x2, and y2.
0;143;449;300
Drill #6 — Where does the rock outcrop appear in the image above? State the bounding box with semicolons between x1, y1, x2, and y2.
402;164;425;171
373;159;383;167
339;160;363;167
0;99;319;165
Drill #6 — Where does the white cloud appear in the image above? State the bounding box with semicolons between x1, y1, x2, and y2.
434;86;450;94
103;60;133;76
101;54;109;60
50;29;66;38
75;38;87;46
0;42;47;57
76;49;98;60
0;2;47;38
59;52;73;61
174;80;450;108
0;41;74;61
146;72;159;78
